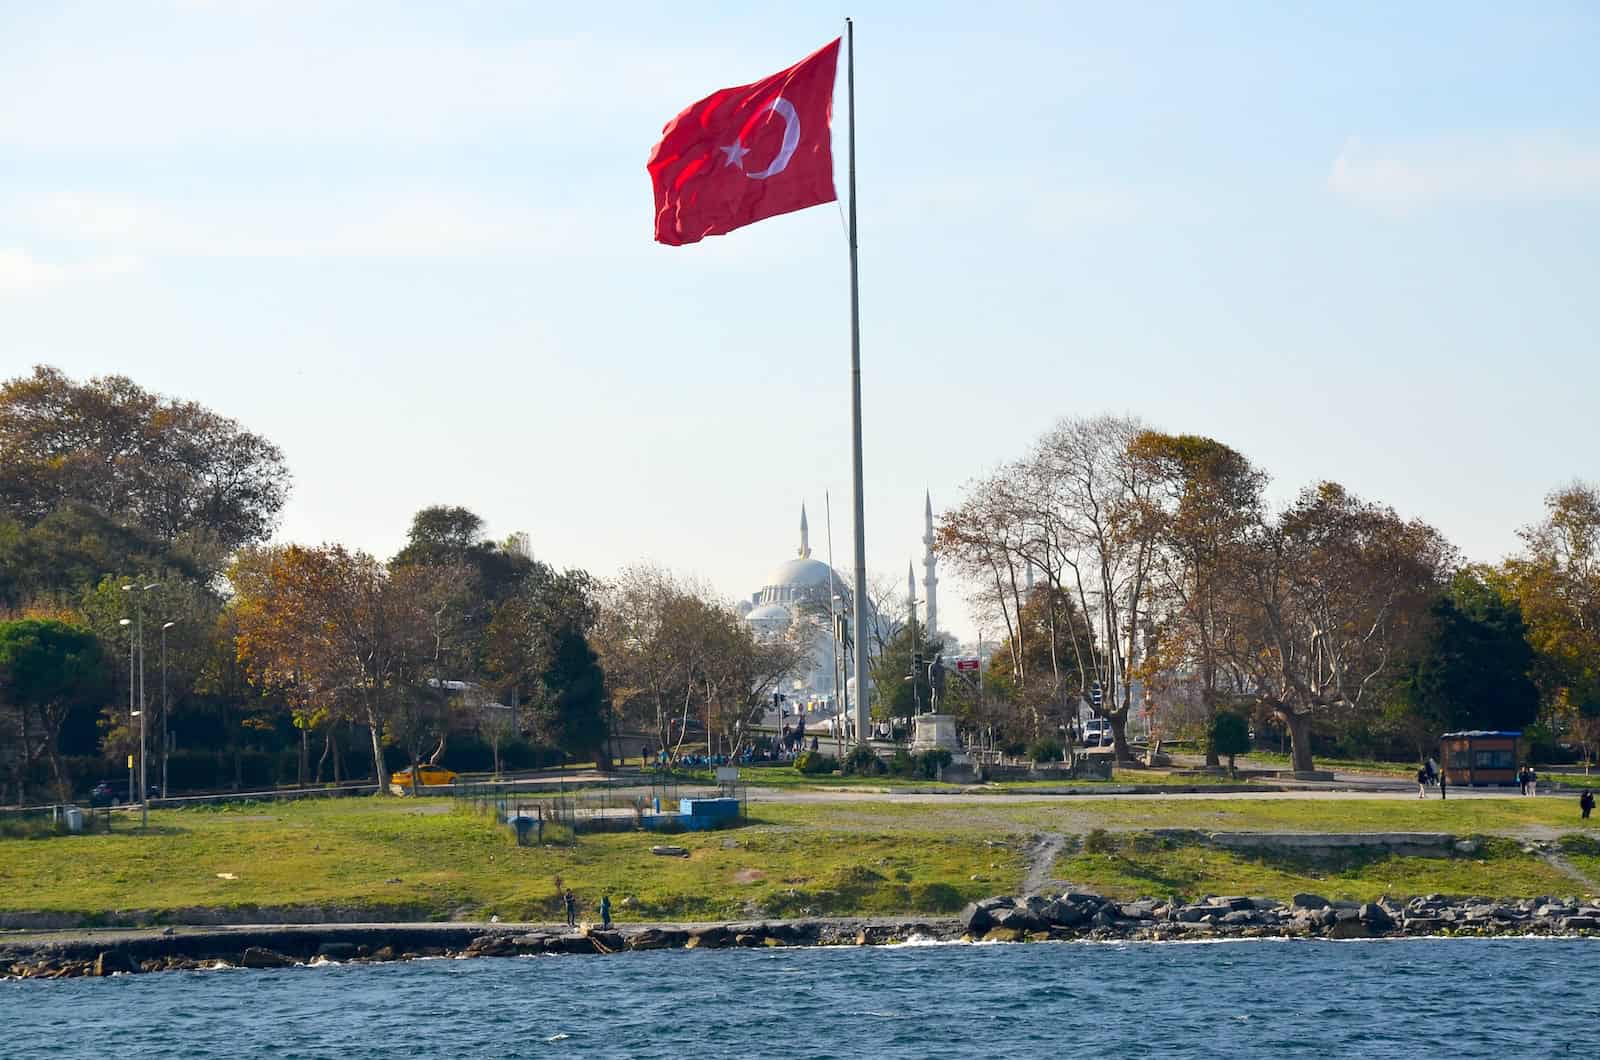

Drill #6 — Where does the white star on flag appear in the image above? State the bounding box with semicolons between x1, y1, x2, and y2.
719;141;751;169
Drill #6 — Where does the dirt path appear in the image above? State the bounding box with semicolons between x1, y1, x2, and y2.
1023;833;1067;894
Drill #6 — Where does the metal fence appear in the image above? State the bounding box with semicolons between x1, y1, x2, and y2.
0;804;115;838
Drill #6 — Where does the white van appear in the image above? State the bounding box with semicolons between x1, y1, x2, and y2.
1081;718;1112;747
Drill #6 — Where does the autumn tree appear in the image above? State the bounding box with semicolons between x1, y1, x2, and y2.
1497;483;1600;738
0;366;289;590
1128;431;1266;767
1231;483;1454;772
594;565;804;758
229;545;455;792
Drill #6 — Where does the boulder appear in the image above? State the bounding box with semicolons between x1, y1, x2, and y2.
991;906;1045;933
1327;916;1371;939
983;926;1023;943
685;926;731;950
239;947;294;969
1560;916;1600;931
959;897;1013;934
512;935;553;953
467;935;518;957
1402;917;1444;933
556;934;599;955
1119;900;1158;920
1218;911;1258;926
1359;903;1395;931
1176;906;1211;923
627;928;688;951
93;950;139;977
1291;893;1330;910
315;942;358;961
1041;899;1088;927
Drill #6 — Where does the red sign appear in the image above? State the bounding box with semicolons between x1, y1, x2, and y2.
955;658;980;672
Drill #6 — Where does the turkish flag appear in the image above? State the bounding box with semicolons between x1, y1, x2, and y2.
648;38;840;246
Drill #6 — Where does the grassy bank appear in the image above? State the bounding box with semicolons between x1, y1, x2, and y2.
1052;832;1584;903
0;798;1023;925
4;795;1598;926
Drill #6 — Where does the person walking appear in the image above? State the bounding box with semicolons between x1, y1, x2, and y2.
1580;789;1595;820
1439;770;1447;800
1416;765;1429;799
1527;766;1538;797
563;888;577;929
600;894;612;929
1517;766;1528;796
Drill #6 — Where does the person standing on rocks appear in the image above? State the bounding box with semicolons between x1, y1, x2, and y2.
600;894;612;928
1579;790;1594;819
564;889;577;928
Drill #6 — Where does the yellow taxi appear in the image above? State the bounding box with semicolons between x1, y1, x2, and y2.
389;764;459;789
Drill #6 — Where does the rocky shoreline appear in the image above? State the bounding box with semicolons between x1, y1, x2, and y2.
5;890;1600;980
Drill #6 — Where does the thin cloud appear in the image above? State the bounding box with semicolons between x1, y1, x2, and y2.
19;192;614;260
1330;134;1600;209
0;247;140;297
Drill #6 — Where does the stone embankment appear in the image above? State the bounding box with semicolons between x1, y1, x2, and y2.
7;890;1600;980
958;890;1600;942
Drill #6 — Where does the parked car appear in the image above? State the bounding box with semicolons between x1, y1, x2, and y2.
1081;719;1113;747
86;781;156;806
388;764;459;789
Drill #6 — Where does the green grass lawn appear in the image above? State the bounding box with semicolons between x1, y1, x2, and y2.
1237;751;1420;777
999;796;1600;837
6;794;1599;927
0;797;1024;925
1053;833;1588;903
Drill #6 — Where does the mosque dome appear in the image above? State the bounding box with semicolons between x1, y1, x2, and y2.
745;602;792;632
765;556;836;591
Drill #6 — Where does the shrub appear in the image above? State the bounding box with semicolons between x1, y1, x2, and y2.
794;751;838;775
888;749;918;777
916;749;953;778
841;745;885;776
1028;738;1064;764
1206;712;1251;771
1083;828;1117;855
909;881;966;912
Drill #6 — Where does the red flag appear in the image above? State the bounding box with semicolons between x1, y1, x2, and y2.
648;39;840;246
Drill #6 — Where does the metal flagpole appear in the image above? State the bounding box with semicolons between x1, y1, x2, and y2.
846;18;869;749
825;491;846;756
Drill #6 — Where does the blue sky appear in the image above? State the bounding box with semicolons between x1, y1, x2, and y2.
4;1;1598;640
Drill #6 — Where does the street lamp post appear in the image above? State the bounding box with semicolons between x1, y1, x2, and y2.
119;616;133;805
161;620;175;799
123;581;158;829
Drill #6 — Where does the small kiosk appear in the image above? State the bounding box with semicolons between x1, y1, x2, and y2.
1439;730;1520;787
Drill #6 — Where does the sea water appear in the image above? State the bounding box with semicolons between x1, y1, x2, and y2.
4;937;1597;1058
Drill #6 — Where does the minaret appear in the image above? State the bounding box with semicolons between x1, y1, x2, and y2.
907;561;918;632
798;503;812;558
922;491;938;641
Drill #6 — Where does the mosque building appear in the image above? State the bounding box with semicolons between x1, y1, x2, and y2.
738;495;940;711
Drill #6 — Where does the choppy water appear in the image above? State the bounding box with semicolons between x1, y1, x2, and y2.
5;937;1597;1058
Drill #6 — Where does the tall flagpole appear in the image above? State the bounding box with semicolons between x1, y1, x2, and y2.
846;18;870;748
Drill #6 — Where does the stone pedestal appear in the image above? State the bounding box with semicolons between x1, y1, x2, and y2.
911;713;960;754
